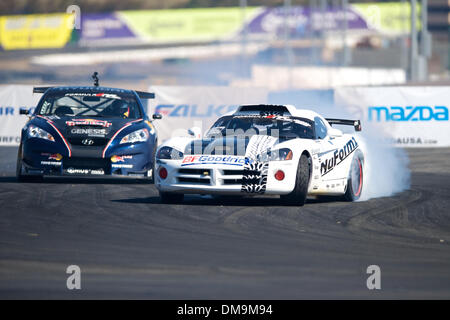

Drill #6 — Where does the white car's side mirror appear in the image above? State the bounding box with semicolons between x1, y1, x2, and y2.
188;127;202;139
328;128;343;138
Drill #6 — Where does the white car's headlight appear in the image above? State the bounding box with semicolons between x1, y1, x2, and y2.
28;125;55;142
258;148;293;162
156;146;184;160
120;128;149;144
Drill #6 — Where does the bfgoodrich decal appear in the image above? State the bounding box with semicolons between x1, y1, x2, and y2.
181;155;246;166
321;137;358;176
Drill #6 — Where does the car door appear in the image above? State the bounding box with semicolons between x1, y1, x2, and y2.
314;116;346;182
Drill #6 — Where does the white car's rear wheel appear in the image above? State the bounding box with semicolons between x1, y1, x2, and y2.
344;155;363;201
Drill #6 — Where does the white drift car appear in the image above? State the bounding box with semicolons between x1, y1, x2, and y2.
155;104;364;205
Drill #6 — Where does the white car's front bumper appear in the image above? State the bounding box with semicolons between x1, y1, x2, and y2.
155;159;297;195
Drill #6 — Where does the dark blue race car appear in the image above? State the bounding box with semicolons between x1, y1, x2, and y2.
16;84;162;181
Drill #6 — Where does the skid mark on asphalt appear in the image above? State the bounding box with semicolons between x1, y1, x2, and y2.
221;207;255;235
344;189;449;245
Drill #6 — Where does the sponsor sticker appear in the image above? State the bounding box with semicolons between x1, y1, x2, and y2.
70;128;107;136
181;155;247;166
40;153;63;161
66;168;105;175
111;164;133;169
66;119;112;127
40;161;62;166
111;155;133;163
320;137;358;176
65;93;121;100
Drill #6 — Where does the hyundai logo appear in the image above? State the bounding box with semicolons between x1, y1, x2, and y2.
82;138;94;146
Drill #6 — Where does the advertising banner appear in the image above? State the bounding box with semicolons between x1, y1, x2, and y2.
247;6;369;38
353;2;417;34
0;85;40;146
79;13;139;46
334;86;450;147
0;13;74;50
148;86;268;143
119;7;262;43
0;3;415;50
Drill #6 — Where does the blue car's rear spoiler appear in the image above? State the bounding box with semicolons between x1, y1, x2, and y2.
326;118;362;132
33;87;155;99
33;87;51;94
135;91;155;99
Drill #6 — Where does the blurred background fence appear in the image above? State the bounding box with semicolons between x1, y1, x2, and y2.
0;1;449;87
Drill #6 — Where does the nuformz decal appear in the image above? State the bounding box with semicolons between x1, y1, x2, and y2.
321;137;358;176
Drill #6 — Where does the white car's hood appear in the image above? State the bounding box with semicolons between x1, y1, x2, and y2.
162;135;301;157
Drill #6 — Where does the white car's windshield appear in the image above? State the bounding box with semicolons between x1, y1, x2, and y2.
206;115;314;139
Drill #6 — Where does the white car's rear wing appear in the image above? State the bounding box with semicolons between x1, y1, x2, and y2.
236;104;297;115
326;118;362;131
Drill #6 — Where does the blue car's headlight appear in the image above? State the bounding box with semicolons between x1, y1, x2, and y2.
28;125;55;142
156;146;183;160
120;128;149;144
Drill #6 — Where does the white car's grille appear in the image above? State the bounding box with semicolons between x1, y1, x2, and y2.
175;167;245;186
219;168;244;186
177;168;211;185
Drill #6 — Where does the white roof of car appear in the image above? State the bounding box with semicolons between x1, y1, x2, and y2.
285;106;322;120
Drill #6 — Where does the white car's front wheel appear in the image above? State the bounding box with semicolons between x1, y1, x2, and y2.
280;154;310;206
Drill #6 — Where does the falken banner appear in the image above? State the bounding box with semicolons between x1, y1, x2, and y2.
148;86;268;144
0;85;40;146
334;86;450;147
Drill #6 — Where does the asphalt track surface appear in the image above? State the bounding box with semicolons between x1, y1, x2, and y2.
0;146;449;299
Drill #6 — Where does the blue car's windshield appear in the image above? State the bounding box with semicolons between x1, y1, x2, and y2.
37;91;142;119
206;115;315;139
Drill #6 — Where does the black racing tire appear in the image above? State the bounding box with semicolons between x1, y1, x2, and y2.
280;153;310;206
159;191;184;204
16;145;28;182
344;155;364;201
